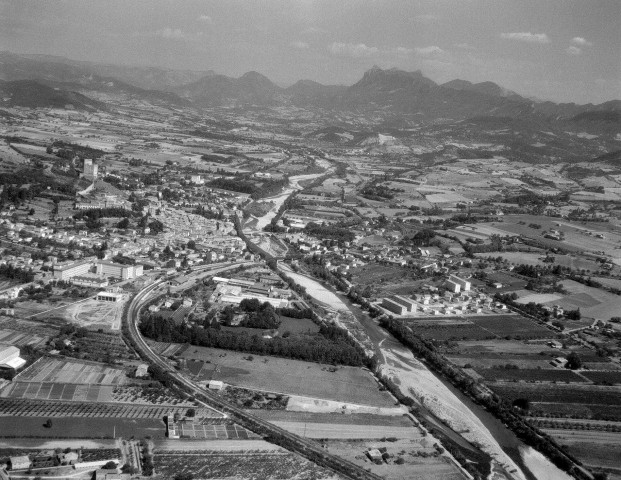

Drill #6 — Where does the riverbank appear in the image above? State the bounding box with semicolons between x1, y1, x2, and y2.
275;266;578;480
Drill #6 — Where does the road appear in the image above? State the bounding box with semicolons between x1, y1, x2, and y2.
124;262;382;480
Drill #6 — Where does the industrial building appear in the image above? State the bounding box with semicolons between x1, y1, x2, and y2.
70;275;109;288
96;291;124;302
219;294;287;309
0;345;27;370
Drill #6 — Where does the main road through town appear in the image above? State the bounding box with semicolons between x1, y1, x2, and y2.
124;261;383;480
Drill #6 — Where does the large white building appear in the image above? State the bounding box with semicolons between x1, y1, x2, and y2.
96;261;143;280
53;260;92;280
448;274;471;292
0;345;26;370
82;158;98;179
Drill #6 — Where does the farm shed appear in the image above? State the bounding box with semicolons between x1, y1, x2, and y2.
135;364;149;378
208;380;224;390
366;449;383;463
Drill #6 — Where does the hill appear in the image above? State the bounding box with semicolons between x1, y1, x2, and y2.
0;80;105;111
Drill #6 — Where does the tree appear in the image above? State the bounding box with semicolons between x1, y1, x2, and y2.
103;461;117;470
117;217;130;229
186;408;196;417
566;352;582;370
187;240;196;250
174;474;194;480
44;419;53;428
512;398;530;410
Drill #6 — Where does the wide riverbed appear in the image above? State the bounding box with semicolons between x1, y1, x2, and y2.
278;265;571;480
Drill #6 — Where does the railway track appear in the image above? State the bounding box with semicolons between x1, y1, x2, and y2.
124;264;383;480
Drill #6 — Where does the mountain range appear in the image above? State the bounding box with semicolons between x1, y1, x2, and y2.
0;51;619;131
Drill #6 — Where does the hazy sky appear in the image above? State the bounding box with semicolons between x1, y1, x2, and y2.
2;0;620;103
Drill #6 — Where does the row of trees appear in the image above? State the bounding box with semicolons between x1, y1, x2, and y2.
139;314;366;367
380;317;587;478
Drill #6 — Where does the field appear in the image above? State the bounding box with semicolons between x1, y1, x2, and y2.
180;345;394;407
62;297;125;330
0;328;49;348
154;451;338;480
407;315;554;341
581;371;621;385
489;383;621;407
479;368;586;383
540;429;621;475
15;357;128;385
0;317;58;338
0;416;165;439
0;398;220;419
267;421;421;440
174;419;259;440
1;382;115;402
249;410;413;426
325;439;466;480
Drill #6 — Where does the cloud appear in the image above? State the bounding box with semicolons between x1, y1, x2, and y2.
290;40;309;49
396;46;413;56
454;43;476;50
571;36;593;46
156;27;186;40
566;45;582;55
328;42;378;58
415;45;444;56
198;14;212;24
500;32;550;44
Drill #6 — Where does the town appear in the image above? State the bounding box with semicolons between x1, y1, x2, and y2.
0;6;621;479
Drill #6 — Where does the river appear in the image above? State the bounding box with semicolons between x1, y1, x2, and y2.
276;264;571;480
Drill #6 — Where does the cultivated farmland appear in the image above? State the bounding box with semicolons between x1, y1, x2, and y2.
0;398;221;419
180;345;394;407
153;451;339;480
15;357;128;385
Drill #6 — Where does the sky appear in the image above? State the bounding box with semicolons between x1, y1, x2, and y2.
1;0;620;104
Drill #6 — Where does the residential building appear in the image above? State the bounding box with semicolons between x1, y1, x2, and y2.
96;262;143;280
448;274;471;292
382;298;407;315
53;261;92;280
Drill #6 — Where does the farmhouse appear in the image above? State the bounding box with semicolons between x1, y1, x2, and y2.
9;456;31;470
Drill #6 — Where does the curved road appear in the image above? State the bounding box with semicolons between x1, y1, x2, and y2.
124;263;382;480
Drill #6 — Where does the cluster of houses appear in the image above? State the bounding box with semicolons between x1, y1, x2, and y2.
3;450;119;472
381;275;505;317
